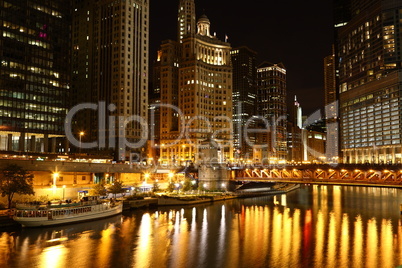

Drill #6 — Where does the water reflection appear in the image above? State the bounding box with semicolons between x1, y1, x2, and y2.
0;185;401;268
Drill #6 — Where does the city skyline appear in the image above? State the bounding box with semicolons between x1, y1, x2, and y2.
150;0;334;115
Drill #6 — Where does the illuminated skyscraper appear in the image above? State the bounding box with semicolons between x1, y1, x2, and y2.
336;0;402;164
0;0;71;153
71;0;149;160
255;62;287;162
230;46;257;160
324;45;339;163
157;0;233;165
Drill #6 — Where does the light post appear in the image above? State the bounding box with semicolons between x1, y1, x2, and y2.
144;172;150;183
168;172;174;183
52;172;59;196
53;172;59;187
62;185;66;200
79;131;84;155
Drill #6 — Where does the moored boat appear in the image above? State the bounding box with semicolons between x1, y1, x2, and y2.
13;196;123;227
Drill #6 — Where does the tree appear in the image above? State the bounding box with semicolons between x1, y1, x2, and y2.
91;182;107;196
152;181;160;193
0;164;35;209
182;178;193;192
108;181;124;198
167;182;175;193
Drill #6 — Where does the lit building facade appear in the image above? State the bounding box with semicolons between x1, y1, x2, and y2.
230;46;257;161
158;0;233;165
0;0;71;153
255;62;287;162
324;46;340;163
337;0;402;164
71;0;149;160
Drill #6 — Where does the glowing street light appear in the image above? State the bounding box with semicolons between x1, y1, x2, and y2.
144;172;150;183
53;172;59;186
62;185;66;200
79;131;85;154
168;172;174;183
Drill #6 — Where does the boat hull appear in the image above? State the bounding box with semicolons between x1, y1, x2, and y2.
13;203;123;227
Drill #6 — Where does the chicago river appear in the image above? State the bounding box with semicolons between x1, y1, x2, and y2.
1;185;401;268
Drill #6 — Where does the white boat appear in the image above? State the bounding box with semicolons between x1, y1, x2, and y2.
13;196;123;227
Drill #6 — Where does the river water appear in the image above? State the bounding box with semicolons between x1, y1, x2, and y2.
0;185;401;268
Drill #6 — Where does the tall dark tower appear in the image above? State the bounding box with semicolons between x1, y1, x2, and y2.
256;62;287;162
230;46;257;160
336;0;402;164
71;0;149;160
0;0;72;154
324;45;339;163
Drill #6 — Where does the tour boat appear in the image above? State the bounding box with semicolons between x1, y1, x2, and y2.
13;196;123;227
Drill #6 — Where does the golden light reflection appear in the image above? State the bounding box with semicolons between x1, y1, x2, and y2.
314;210;325;267
96;227;114;267
0;233;14;267
270;207;283;267
281;208;292;265
134;213;153;268
339;214;350;267
380;219;394;268
226;212;240;267
170;209;190;268
197;209;208;266
216;205;226;268
327;212;337;267
40;244;66;268
261;206;271;261
353;215;364;268
366;218;378;267
290;209;301;266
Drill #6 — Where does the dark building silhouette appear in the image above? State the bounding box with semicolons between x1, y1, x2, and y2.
71;0;149;160
230;46;257;161
255;62;287;162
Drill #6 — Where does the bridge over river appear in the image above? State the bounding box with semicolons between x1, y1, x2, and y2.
230;164;402;188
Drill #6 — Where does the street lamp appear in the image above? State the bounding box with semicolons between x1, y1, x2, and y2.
168;172;174;183
53;172;59;186
79;131;84;155
62;185;66;200
144;173;150;183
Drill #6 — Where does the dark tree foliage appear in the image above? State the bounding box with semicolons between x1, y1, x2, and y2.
0;164;35;209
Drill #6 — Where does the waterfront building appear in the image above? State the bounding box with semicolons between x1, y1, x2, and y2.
255;62;287;163
230;46;257;162
336;0;402;164
157;0;233;165
0;0;72;153
71;0;149;160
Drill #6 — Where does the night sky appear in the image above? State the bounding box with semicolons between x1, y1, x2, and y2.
150;0;334;116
